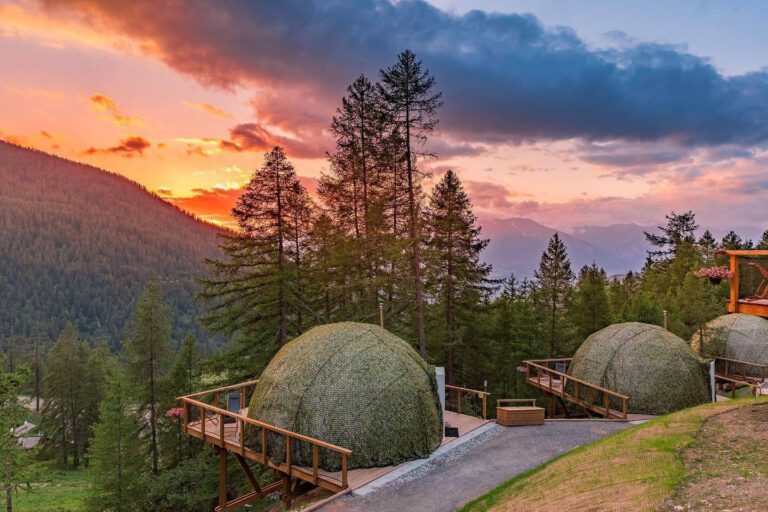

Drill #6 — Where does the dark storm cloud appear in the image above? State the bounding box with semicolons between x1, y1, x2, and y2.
43;0;768;146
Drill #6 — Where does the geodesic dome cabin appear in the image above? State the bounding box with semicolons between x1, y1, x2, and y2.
691;314;768;373
247;322;443;471
568;322;710;415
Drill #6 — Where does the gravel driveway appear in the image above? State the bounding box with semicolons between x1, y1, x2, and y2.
320;421;630;512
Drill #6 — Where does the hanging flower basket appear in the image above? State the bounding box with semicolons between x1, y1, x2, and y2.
694;266;732;285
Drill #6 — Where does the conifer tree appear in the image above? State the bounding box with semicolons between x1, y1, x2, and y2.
40;323;95;468
321;74;388;316
201;147;314;368
379;50;442;357
697;230;718;264
124;281;172;477
167;334;200;399
720;230;744;250
2;367;30;512
534;234;575;357
756;230;768;250
645;211;698;261
492;276;538;396
425;170;493;383
570;264;612;340
87;373;146;512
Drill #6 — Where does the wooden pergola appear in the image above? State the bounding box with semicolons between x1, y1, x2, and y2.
717;249;768;317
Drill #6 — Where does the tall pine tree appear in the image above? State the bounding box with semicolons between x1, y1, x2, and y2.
87;373;147;512
124;281;172;477
425;170;493;383
379;50;442;357
534;234;575;357
201;147;315;375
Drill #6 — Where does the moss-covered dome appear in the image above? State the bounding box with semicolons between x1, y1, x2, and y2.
247;322;442;470
691;313;768;371
568;322;710;415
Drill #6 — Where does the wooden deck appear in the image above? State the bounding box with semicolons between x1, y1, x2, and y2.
524;359;629;420
186;409;489;492
718;249;768;317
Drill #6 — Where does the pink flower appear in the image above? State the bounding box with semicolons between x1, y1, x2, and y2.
694;266;733;280
166;407;184;419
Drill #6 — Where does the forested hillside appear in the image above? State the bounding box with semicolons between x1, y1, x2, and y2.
0;141;223;348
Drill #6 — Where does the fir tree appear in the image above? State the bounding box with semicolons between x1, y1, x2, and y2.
2;367;30;512
124;281;172;477
379;50;442;357
645;211;698;261
201;147;314;370
720;230;744;250
697;230;718;264
492;276;538;396
570;264;612;340
425;170;493;383
756;230;768;250
534;234;575;357
40;323;96;468
87;373;146;512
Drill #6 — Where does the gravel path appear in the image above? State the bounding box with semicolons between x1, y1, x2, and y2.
320;421;630;512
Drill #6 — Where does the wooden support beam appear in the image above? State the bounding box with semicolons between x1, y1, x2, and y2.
234;453;261;493
218;448;228;510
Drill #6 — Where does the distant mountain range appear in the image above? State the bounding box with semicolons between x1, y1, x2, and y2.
481;217;653;278
0;141;223;349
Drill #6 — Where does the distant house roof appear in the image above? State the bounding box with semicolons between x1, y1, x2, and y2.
18;436;41;449
13;420;36;437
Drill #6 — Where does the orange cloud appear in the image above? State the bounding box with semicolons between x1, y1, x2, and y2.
89;93;145;127
4;85;66;100
166;174;319;227
184;101;233;119
0;2;139;53
83;136;151;157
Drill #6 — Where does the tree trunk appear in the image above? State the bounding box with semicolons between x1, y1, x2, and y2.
405;103;426;357
149;335;159;476
276;164;287;345
5;459;12;512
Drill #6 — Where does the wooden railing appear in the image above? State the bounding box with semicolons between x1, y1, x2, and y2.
716;249;768;316
712;356;768;383
524;359;630;420
178;381;352;492
445;384;490;419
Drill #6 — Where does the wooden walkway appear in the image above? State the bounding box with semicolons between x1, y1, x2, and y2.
185;409;489;493
524;359;629;420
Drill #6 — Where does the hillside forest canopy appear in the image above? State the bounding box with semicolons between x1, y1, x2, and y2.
3;50;768;512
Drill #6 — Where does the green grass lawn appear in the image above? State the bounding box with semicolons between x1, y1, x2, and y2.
13;461;91;512
460;397;768;512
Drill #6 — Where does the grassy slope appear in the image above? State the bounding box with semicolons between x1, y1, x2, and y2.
461;398;767;512
13;462;90;512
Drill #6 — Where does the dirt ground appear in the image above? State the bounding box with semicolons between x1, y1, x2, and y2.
662;403;768;512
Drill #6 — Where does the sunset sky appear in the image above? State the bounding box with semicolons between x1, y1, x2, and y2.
2;0;768;233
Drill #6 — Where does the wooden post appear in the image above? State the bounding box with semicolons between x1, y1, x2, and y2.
200;405;206;439
729;254;739;312
457;389;462;415
239;419;245;456
219;412;225;447
663;310;668;330
379;303;384;328
312;445;319;485
341;453;348;489
219;448;228;509
282;473;292;510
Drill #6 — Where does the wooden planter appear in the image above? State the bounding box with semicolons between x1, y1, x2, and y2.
496;398;545;427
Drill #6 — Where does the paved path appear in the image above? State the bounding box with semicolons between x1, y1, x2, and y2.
321;421;630;512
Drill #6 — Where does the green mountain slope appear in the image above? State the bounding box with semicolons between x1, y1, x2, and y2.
0;141;224;349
